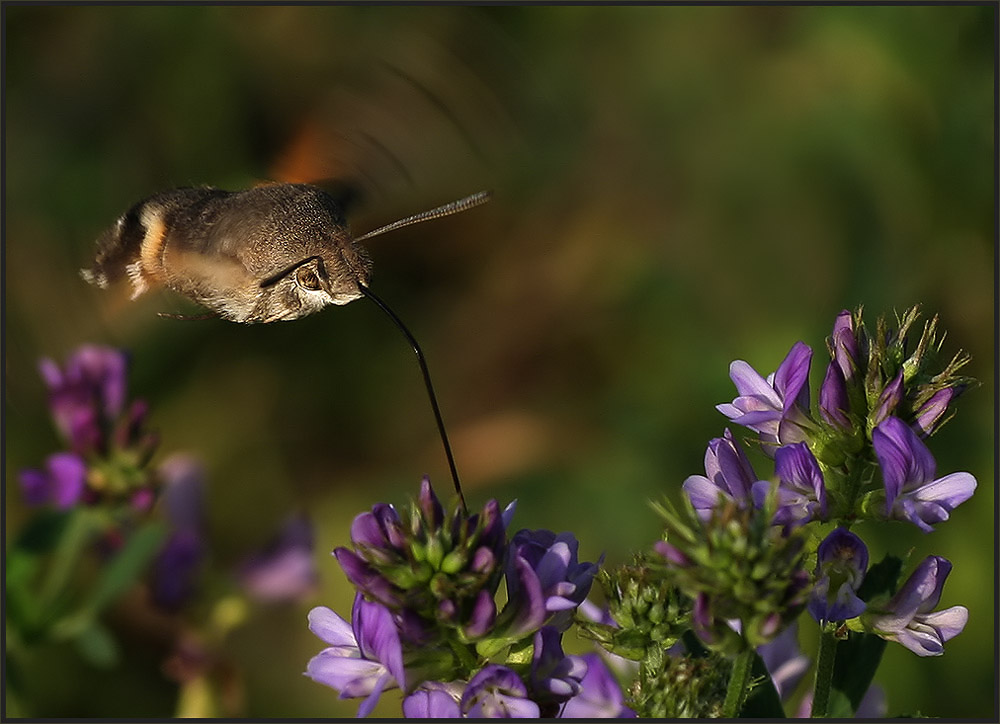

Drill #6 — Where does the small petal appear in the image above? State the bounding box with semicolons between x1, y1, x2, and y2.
239;515;318;603
773;342;812;413
158;455;205;532
560;653;636;718
872;372;903;426
357;673;392;718
729;360;783;407
910;472;977;510
334;548;398;607
465;589;498;638
353;594;405;689
306;651;386;696
829;310;858;382
682;475;730;519
18;468;49;506
654;540;692;567
819;362;850;428
462;665;539;718
417;476;445;528
46;452;87;509
404;687;462;718
773;443;827;523
918;605;969;642
913;388;954;437
531;627;587;703
308;606;356;648
350;511;390;549
507;555;547;636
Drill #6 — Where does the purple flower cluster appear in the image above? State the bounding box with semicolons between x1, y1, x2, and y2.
688;308;974;656
151;455;320;613
19;345;157;509
306;479;628;718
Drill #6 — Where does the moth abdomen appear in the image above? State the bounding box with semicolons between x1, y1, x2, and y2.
81;188;231;299
80;202;147;291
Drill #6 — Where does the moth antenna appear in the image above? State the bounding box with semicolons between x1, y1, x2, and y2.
355;190;492;242
357;283;467;513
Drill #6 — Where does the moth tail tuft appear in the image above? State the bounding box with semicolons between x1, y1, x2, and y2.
80;266;108;288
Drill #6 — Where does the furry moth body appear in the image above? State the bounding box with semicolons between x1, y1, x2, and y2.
82;184;374;323
82;184;490;323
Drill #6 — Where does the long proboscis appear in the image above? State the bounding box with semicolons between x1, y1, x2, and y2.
353;190;491;511
357;283;467;513
355;190;492;242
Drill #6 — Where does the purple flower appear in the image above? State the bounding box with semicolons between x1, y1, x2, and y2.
403;682;463;717
808;528;868;625
682;429;763;520
151;531;202;612
819;361;851;429
717;341;813;450
306;593;406;717
757;622;810;701
653;540;692;568
238;514;318;603
464;589;498;639
872;417;976;532
506;530;600;632
529;627;587;705
912;388;956;438
460;665;540;718
19;451;87;509
157;455;204;531
828;310;859;384
39;345;128;454
752;442;827;527
151;455;206;611
334;480;513;631
871;371;903;427
865;555;968;657
560;653;635;718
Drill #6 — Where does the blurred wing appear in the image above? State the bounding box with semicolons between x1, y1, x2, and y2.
268;9;523;223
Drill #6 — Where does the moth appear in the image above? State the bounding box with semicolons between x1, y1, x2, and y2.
81;183;490;323
82;182;485;509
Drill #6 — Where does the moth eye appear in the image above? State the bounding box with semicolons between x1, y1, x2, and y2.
295;267;321;291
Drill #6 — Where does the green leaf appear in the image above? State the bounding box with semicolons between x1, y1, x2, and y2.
54;521;168;639
85;521;167;615
4;551;43;635
74;621;121;668
858;554;903;601
827;631;886;717
39;508;104;608
13;509;71;553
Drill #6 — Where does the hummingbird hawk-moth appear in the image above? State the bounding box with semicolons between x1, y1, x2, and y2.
81;183;490;323
82;182;487;510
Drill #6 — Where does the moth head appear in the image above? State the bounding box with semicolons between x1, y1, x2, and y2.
255;251;368;322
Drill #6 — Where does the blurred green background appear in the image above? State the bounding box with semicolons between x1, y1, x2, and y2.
5;4;994;718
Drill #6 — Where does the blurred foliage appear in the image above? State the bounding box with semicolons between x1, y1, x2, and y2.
4;4;994;718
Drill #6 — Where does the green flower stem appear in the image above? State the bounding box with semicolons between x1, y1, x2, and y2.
722;646;755;717
841;455;870;517
812;628;839;717
39;509;101;610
